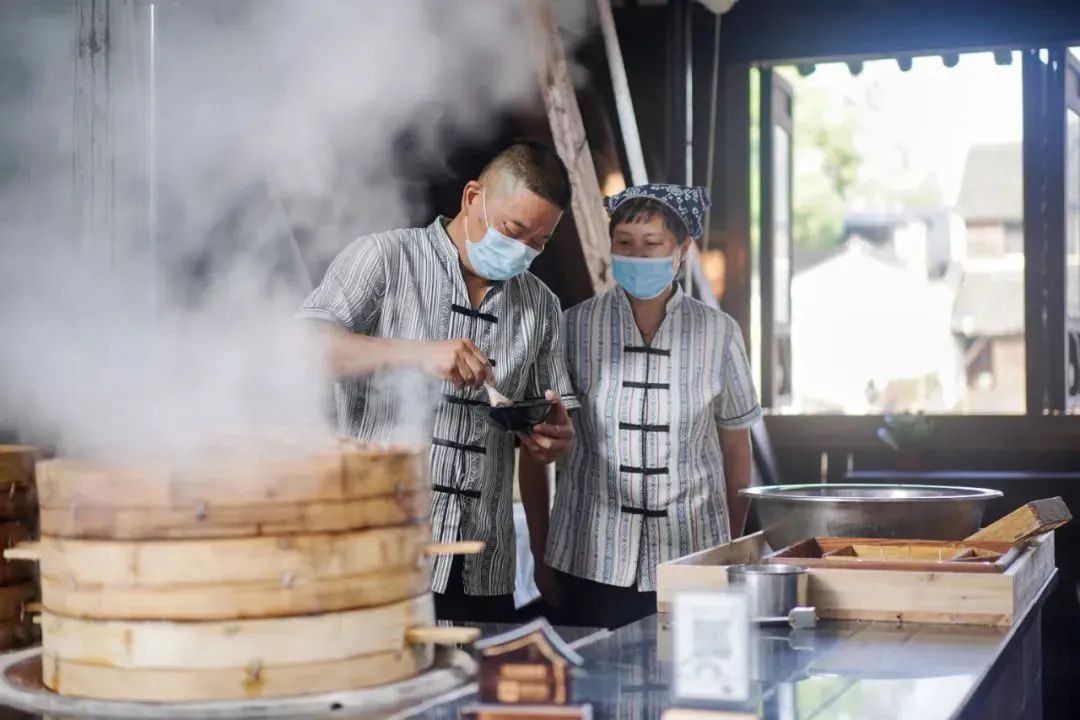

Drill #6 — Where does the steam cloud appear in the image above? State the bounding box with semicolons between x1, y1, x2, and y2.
0;0;589;461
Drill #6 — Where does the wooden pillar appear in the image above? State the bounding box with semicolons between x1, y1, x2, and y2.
530;0;612;295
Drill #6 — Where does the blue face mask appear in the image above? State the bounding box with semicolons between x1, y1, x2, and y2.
464;189;540;281
612;254;678;299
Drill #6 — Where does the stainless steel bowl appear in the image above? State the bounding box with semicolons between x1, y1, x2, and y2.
740;483;1003;549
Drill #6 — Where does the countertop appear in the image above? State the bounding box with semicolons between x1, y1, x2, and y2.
408;570;1057;720
0;574;1053;720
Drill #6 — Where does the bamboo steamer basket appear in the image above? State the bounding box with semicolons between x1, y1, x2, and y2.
36;439;430;539
34;527;434;620
0;446;39;652
6;440;482;701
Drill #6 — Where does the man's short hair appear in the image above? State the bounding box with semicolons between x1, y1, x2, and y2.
480;139;572;210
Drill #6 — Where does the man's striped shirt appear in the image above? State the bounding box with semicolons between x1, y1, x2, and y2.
298;217;578;596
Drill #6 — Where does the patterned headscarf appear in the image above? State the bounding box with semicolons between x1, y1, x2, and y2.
603;183;711;240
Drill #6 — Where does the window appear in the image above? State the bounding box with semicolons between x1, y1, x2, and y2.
758;52;1026;414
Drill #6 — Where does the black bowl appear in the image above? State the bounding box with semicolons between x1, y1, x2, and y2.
485;399;556;433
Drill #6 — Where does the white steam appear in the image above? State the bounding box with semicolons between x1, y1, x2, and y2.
0;0;589;461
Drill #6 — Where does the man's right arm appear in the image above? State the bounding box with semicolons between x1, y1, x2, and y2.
304;321;415;378
299;236;494;387
305;322;493;387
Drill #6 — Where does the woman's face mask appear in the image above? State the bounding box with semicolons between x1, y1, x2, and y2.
610;214;684;299
611;254;679;299
464;188;539;281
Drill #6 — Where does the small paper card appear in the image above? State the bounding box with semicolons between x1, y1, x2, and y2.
671;590;752;705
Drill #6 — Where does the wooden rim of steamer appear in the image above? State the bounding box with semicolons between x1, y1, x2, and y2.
39;490;431;540
34;525;432;586
36;441;428;508
41;564;431;620
41;594;435;669
42;644;435;701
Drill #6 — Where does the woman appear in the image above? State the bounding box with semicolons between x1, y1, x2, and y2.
519;183;761;629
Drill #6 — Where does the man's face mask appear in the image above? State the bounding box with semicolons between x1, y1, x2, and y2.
464;188;540;281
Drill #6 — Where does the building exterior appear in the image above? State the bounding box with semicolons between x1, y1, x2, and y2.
952;143;1026;413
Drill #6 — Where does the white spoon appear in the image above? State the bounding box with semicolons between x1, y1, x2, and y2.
484;383;513;408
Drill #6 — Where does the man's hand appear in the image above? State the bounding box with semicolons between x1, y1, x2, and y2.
415;338;494;388
519;390;573;464
534;562;563;608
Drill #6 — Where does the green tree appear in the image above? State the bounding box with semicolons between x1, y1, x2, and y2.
782;72;860;252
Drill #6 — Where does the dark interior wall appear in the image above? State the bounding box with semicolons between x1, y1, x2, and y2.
411;108;602;312
611;6;668;182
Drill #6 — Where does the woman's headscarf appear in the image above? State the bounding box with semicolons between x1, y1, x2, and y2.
603;183;711;239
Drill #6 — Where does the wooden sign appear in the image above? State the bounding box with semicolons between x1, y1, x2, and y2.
463;618;591;720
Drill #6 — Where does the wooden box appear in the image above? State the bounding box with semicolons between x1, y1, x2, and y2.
657;531;1056;626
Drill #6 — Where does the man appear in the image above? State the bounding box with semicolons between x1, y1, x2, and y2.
298;140;577;623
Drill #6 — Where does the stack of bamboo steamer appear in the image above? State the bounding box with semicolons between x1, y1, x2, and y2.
6;437;473;702
0;446;38;651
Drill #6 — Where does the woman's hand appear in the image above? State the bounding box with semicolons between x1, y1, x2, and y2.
534;562;564;608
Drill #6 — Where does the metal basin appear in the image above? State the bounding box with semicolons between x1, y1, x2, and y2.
740;484;1003;549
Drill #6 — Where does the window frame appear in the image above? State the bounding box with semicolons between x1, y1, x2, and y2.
758;68;794;407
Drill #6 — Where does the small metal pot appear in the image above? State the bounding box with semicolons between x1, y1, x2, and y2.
727;564;808;622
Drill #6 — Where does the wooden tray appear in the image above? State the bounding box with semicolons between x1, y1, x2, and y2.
657;531;1056;626
766;537;1022;574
